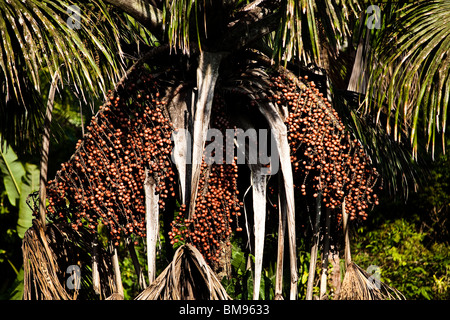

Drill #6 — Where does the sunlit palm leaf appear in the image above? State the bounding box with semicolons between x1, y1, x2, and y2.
272;0;361;65
0;0;125;151
163;0;203;54
365;0;450;158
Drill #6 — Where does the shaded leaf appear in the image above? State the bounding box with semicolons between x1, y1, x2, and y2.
17;163;39;238
0;141;25;206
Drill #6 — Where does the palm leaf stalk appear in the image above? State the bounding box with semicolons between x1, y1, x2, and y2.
305;191;321;300
251;166;267;300
319;207;331;299
145;169;159;285
275;173;287;300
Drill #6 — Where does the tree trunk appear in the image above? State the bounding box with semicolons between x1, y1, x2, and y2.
39;73;59;229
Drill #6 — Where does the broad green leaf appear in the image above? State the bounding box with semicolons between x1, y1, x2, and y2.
0;141;25;206
231;245;247;275
17;163;40;239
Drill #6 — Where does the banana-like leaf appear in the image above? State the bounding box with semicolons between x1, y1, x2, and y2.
0;141;39;238
17;163;39;239
0;142;26;206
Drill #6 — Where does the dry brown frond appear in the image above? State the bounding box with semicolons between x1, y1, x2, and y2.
23;219;118;300
22;219;72;300
135;244;231;300
337;262;405;300
106;293;124;300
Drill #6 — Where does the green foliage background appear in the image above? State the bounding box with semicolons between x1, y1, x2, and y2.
352;150;450;300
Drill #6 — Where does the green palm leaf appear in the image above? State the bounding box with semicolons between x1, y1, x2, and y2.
0;140;39;238
365;0;450;158
0;0;125;151
272;0;361;65
162;0;203;54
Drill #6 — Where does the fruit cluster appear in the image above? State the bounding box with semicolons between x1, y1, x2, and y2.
169;161;242;263
45;72;176;245
269;74;380;222
44;64;378;259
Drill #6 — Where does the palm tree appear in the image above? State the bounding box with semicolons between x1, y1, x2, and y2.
3;0;448;300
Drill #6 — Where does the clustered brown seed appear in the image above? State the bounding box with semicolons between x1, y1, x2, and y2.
268;74;380;222
44;65;378;258
169;98;243;264
45;73;176;246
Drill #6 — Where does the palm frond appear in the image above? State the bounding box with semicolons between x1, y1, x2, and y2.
162;0;206;55
23;219;118;300
334;90;426;198
22;220;72;300
271;0;361;66
135;244;231;300
365;0;450;158
0;0;125;151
